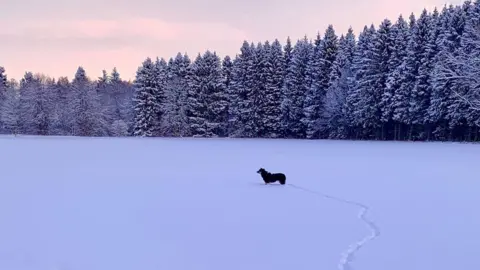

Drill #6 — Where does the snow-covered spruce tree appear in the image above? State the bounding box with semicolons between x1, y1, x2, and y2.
0;66;6;101
459;0;480;140
132;57;164;137
154;57;168;133
95;68;133;137
263;39;285;138
323;27;356;139
227;41;256;137
95;70;115;135
111;119;129;136
383;14;410;140
251;41;269;137
407;9;438;140
389;13;417;140
17;72;37;134
186;50;228;137
364;19;395;140
303;25;339;139
226;55;242;137
284;37;293;72
0;85;20;135
248;40;286;138
49;76;71;135
42;76;60;136
206;51;229;137
95;67;130;136
281;36;313;138
431;1;480;141
344;27;371;139
279;37;293;138
68;67;108;136
234;42;267;138
301;32;322;139
348;25;377;139
163;53;191;137
221;55;233;136
0;66;8;133
428;5;465;140
109;68;134;135
113;69;135;135
444;1;476;140
18;72;55;135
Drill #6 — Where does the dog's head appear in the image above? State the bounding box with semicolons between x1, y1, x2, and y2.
257;168;266;174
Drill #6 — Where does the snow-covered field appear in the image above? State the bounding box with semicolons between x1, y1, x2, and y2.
0;135;479;270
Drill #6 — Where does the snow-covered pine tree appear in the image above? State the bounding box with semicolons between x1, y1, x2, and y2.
281;36;313;138
186;51;228;137
383;14;410;140
132;58;162;137
68;67;108;136
324;27;356;139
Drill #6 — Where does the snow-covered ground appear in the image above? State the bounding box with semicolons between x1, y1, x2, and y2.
0;135;479;270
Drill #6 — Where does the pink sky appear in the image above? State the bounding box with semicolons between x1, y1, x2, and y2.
0;0;461;82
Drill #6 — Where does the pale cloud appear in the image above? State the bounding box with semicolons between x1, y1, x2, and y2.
0;17;248;80
0;0;465;81
1;18;246;42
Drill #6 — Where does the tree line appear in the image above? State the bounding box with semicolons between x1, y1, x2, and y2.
1;0;480;141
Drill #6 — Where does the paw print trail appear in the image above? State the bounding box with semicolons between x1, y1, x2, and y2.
287;184;380;270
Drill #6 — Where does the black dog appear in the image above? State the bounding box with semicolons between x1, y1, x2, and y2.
257;168;286;185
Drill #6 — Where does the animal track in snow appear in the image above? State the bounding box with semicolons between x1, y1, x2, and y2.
287;184;380;270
